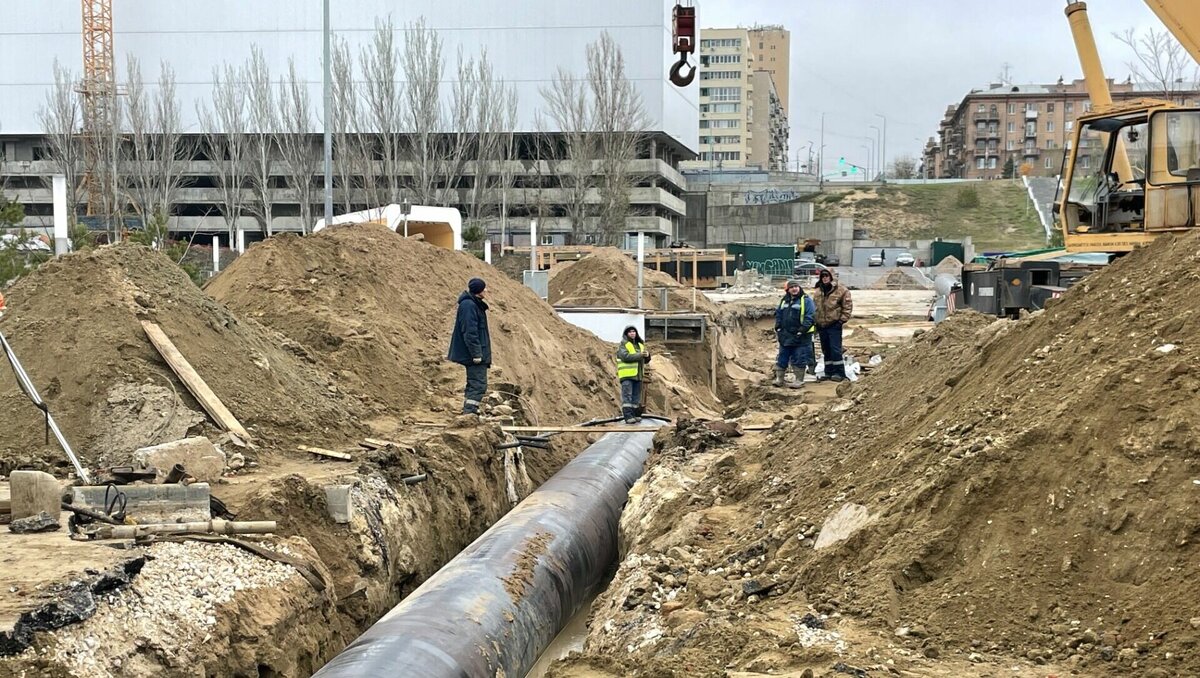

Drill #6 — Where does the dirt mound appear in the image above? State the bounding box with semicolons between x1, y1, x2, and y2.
206;226;645;426
566;232;1200;676
934;255;964;276
869;267;928;290
548;248;719;316
0;244;364;476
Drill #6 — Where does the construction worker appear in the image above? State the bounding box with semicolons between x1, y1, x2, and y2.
447;278;492;415
615;326;650;423
813;268;853;382
774;279;815;389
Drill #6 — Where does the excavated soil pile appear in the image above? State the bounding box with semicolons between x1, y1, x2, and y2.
206;225;629;426
548;248;720;316
869;267;929;290
568;232;1200;676
0;244;362;475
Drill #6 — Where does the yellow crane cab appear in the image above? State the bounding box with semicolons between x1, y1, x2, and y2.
1058;100;1200;252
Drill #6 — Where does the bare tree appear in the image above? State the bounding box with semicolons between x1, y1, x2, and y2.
587;32;650;246
198;63;250;244
124;57;188;240
331;36;362;214
92;78;127;240
890;154;918;180
1115;27;1198;102
541;68;595;243
278;58;321;234
401;18;446;206
244;46;278;235
360;18;404;210
39;62;84;225
446;48;481;211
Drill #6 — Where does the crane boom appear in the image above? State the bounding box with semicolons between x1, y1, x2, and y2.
1143;0;1200;65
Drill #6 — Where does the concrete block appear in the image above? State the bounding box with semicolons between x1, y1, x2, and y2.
10;470;62;522
69;483;212;523
133;437;227;483
324;485;354;524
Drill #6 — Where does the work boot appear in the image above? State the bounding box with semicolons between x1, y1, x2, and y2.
788;367;805;389
773;367;787;387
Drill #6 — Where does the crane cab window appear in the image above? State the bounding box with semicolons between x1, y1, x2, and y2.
1061;114;1148;234
1149;110;1200;185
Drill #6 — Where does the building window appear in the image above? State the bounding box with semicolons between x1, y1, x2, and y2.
1083;102;1092;112
1026;122;1037;136
1007;140;1015;151
1045;139;1055;150
700;38;743;49
705;119;740;129
1046;120;1054;132
699;151;741;162
1081;155;1091;168
1065;120;1074;131
1008;103;1016;115
1065;102;1074;114
977;157;986;169
1007;122;1015;133
989;157;998;169
705;54;742;65
711;102;740;113
1047;103;1055;112
701;70;742;80
700;87;742;101
541;234;555;246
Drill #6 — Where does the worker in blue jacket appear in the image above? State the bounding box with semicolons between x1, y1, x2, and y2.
447;278;492;415
774;279;815;389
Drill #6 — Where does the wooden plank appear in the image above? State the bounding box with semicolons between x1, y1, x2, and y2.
141;321;251;439
361;437;405;449
0;483;10;514
298;445;353;461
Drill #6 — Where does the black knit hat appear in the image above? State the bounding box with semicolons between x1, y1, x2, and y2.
468;278;487;295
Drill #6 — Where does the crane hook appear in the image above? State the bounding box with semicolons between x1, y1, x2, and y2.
670;57;696;87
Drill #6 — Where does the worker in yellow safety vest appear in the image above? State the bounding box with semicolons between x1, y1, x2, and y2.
615;326;651;424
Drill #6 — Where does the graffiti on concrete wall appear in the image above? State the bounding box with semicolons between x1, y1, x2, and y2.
742;189;802;205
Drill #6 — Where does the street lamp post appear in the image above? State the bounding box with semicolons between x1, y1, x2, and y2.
876;114;888;181
869;124;882;180
322;0;333;228
861;136;876;179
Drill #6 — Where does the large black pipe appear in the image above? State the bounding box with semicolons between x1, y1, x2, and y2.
314;429;658;678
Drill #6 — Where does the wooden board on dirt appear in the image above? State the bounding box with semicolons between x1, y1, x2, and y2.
141;321;251;440
298;445;353;461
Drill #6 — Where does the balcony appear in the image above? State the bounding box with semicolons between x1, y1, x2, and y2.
974;111;1000;122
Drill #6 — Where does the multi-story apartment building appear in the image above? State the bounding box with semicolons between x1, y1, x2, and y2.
748;25;790;117
923;78;1200;180
750;71;789;171
683;26;790;171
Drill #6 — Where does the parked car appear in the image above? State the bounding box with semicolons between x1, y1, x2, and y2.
792;261;830;278
895;252;916;266
821;253;841;267
867;254;884;267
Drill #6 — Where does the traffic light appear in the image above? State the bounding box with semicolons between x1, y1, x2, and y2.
851;167;858;174
838;157;845;165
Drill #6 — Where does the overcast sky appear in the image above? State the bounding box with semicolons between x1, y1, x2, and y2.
699;0;1168;172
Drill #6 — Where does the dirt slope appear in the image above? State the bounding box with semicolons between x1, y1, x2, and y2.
562;231;1200;677
548;248;719;316
0;244;363;475
206;226;656;426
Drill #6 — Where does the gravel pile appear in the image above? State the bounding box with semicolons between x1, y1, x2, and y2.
26;541;297;678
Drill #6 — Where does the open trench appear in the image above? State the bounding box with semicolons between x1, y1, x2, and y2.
0;314;765;678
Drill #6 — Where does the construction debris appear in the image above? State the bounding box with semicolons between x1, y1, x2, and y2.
299;445;353;462
9;511;60;534
133;437;227;483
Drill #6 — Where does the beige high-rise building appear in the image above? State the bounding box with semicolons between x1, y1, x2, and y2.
682;26;791;171
748;25;790;117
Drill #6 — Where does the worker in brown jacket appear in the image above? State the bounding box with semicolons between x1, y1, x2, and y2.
813;269;853;381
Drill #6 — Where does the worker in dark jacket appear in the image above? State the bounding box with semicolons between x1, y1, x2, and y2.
774;279;815;389
814;269;853;381
615;326;650;423
447;278;492;415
